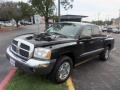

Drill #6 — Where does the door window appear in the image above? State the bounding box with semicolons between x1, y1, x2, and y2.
81;26;92;37
92;26;101;36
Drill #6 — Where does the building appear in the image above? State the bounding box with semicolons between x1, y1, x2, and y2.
60;15;88;22
33;15;53;24
33;15;45;24
112;18;120;27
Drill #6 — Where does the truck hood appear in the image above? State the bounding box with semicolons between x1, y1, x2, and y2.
15;33;76;47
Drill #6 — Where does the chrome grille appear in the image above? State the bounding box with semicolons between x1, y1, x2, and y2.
12;44;17;52
11;39;34;60
20;43;30;51
12;40;18;46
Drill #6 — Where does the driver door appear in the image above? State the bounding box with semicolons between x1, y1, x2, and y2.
76;25;96;63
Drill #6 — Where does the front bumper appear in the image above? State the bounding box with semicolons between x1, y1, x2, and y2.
6;46;56;74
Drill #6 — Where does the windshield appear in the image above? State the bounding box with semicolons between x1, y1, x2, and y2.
46;23;80;38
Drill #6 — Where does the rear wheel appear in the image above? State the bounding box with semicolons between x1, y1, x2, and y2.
99;47;111;61
50;56;73;83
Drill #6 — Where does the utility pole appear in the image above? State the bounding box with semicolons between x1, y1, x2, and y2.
119;9;120;29
119;9;120;18
97;13;100;25
58;0;61;22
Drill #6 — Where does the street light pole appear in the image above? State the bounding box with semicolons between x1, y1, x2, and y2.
97;13;100;25
58;0;61;22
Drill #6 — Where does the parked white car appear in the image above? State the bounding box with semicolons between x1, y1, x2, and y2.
0;21;13;27
20;21;33;25
112;28;120;34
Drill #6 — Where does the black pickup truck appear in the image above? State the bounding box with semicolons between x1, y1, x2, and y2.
6;22;114;83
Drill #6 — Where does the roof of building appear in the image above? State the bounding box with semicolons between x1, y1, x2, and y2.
60;15;88;19
58;21;95;26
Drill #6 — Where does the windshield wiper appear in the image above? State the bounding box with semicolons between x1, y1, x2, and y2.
49;32;68;38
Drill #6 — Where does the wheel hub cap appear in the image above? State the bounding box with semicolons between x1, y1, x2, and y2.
58;62;70;80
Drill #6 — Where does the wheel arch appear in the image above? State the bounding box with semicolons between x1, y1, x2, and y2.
60;52;75;67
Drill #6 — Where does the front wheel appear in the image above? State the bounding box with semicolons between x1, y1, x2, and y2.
50;56;73;83
99;47;111;61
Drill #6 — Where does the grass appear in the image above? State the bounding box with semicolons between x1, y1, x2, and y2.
6;70;65;90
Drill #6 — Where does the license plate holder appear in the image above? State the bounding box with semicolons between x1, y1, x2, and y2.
10;58;15;67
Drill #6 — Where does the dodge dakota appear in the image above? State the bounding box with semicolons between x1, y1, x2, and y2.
6;22;114;83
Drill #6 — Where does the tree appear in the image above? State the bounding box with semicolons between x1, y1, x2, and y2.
91;20;113;26
31;0;55;30
11;3;22;27
18;2;35;20
92;20;104;25
0;2;34;27
0;2;22;27
31;0;74;30
61;0;74;10
0;2;13;21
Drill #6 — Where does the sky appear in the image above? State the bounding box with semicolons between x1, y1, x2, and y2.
3;0;120;21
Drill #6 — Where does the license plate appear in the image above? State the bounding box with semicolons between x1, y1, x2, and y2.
10;58;15;66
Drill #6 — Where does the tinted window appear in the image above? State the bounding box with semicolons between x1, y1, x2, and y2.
92;26;101;35
81;26;92;37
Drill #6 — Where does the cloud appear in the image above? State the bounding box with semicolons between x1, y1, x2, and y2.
60;0;120;21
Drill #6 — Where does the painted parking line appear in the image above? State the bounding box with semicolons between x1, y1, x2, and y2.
0;67;17;90
66;77;75;90
66;57;98;90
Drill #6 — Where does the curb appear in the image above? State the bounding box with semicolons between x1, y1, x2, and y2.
0;26;25;32
0;28;19;32
0;30;12;32
66;77;75;90
0;68;17;90
0;29;16;32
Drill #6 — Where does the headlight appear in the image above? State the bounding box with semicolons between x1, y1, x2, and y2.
34;48;51;60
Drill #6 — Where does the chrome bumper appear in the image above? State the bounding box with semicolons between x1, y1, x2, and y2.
6;46;56;74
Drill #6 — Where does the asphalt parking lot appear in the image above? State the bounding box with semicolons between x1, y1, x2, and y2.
0;25;41;82
0;25;120;90
72;33;120;90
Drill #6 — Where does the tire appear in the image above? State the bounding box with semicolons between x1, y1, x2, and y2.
99;47;111;61
49;56;73;84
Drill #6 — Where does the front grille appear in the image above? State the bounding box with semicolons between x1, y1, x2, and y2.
11;39;34;60
12;40;18;46
19;49;29;58
12;45;17;52
20;43;30;51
